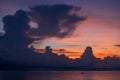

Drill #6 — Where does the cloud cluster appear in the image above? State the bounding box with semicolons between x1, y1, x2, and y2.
0;5;86;65
114;44;120;47
27;4;86;40
0;10;33;50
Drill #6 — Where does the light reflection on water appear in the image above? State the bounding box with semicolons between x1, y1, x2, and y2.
0;71;120;80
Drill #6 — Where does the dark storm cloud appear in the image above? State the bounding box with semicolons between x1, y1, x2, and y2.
0;5;86;66
27;4;86;39
0;10;33;50
0;5;86;63
114;44;120;47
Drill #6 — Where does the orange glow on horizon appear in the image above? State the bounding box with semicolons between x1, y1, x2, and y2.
35;47;120;59
33;14;120;60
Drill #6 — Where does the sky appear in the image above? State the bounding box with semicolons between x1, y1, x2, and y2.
0;0;120;59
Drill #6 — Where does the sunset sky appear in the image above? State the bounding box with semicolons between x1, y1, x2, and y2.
0;0;120;59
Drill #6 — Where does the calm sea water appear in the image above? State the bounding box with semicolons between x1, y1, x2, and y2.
0;71;120;80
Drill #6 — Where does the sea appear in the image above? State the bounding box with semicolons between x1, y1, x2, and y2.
0;71;120;80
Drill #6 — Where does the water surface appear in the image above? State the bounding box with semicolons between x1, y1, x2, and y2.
0;71;120;80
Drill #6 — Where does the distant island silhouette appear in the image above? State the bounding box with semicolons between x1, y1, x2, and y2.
0;6;120;70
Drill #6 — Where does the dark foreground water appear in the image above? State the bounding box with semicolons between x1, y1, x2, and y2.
0;71;120;80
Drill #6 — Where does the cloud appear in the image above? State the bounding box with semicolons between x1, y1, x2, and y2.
0;10;34;50
64;45;81;47
27;4;86;40
0;4;86;51
0;5;85;66
102;48;108;49
58;49;77;53
61;51;79;54
58;49;79;54
35;48;79;54
59;49;66;51
92;45;98;47
98;53;116;57
98;53;107;56
114;44;120;47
